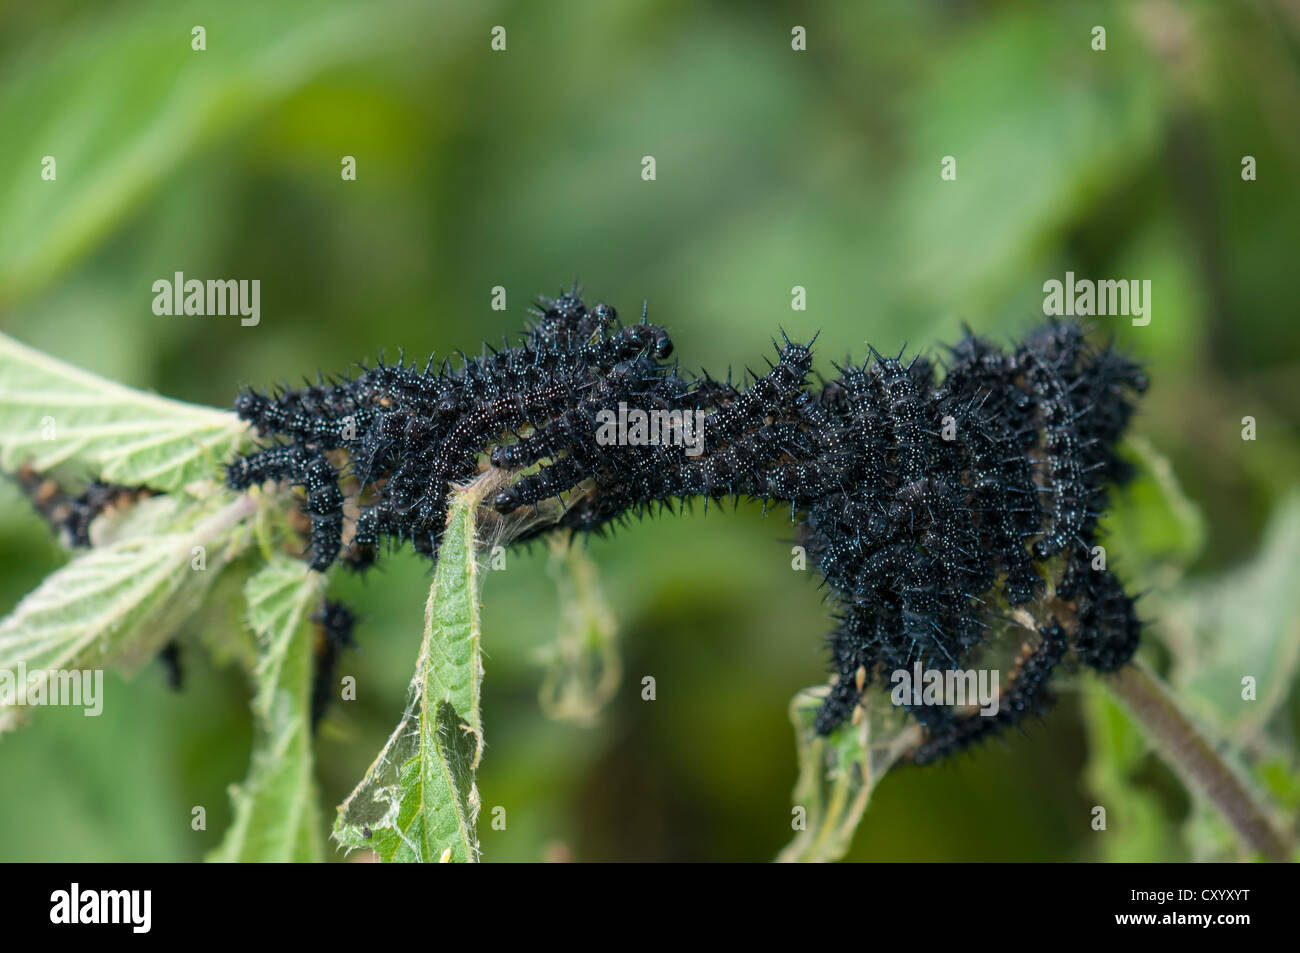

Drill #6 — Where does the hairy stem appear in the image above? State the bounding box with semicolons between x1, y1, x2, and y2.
1108;659;1293;862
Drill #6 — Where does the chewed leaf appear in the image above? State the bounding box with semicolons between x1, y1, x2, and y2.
209;556;326;863
333;483;486;862
777;686;919;863
0;330;248;494
538;535;620;725
0;492;258;730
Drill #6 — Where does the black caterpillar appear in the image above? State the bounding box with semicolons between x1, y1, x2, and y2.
15;463;157;549
310;599;357;732
225;284;1148;763
13;466;188;690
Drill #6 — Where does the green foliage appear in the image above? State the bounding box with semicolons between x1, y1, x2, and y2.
0;332;265;734
1165;491;1300;738
333;488;485;862
0;492;253;729
0;331;246;494
0;337;329;859
1158;493;1300;861
1105;435;1207;589
210;556;326;862
1084;439;1298;862
778;690;918;863
0;0;424;304
0;333;494;861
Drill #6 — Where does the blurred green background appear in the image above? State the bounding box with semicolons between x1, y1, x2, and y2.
1;0;1298;861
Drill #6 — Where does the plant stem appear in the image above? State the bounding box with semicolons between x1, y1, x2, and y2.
1108;659;1293;862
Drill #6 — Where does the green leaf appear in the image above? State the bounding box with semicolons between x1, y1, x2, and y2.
0;330;248;494
1163;488;1300;740
894;8;1163;316
1084;481;1298;862
0;0;423;304
537;535;620;725
0;491;258;729
777;687;919;863
333;485;485;862
210;555;326;863
1105;434;1207;590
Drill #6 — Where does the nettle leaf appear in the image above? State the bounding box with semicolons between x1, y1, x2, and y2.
334;485;485;862
0;491;258;730
777;687;919;863
210;556;326;863
1105;434;1207;590
1084;445;1297;862
1163;489;1300;739
0;331;248;494
1157;492;1300;860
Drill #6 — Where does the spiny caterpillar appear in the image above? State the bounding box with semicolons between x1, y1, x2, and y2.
226;284;1148;762
13;466;188;689
310;600;357;731
15;463;157;549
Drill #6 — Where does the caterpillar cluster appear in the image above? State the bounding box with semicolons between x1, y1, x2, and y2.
226;288;685;568
225;285;1148;761
803;320;1147;760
